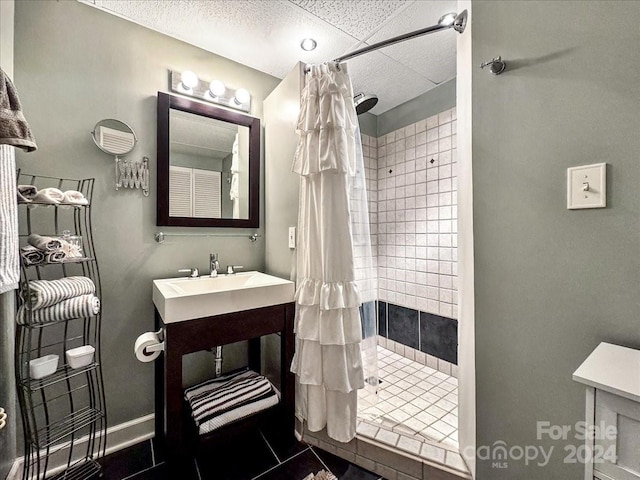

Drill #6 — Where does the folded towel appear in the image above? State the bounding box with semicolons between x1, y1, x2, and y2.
185;368;280;435
20;245;66;266
17;185;37;203
17;293;100;325
62;190;88;205
22;276;95;310
0;68;37;152
27;233;62;252
33;187;64;204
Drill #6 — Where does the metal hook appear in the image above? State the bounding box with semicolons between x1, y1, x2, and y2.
480;56;506;75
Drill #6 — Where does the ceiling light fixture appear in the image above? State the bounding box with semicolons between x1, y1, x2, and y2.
300;38;317;51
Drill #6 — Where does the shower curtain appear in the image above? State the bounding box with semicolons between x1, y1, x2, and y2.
291;62;377;443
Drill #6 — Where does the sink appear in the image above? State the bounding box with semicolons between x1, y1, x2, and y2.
153;271;295;323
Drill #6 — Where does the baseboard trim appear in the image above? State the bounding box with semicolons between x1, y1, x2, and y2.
6;414;155;480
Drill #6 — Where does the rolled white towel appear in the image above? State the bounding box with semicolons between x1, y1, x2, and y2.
33;187;64;204
27;233;62;252
63;190;88;205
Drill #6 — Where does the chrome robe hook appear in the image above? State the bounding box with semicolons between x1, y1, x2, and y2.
480;56;506;75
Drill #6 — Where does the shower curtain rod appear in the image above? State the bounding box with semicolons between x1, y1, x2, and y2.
304;10;467;73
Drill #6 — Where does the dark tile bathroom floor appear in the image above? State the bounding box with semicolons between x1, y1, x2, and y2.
97;428;384;480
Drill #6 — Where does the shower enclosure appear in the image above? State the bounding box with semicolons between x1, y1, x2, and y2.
352;108;465;476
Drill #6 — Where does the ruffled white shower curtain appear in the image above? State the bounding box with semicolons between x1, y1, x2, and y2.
290;62;377;443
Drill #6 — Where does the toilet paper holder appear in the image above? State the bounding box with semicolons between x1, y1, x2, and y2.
145;329;165;354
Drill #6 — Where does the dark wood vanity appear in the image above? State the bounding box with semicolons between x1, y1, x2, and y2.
153;302;296;472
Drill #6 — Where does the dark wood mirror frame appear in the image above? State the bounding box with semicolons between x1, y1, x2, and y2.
156;91;260;227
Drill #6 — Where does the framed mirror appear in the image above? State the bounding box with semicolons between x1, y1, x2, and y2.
157;92;260;227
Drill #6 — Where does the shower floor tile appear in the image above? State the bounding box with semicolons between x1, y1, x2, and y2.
358;346;459;453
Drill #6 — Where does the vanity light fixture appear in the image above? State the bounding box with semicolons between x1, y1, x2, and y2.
208;80;226;98
300;38;317;51
234;88;251;106
180;70;199;90
169;70;251;112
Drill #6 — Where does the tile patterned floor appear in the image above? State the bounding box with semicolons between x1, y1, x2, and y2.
97;428;384;480
357;346;465;473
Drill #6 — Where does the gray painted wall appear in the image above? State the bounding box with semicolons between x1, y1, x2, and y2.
377;78;456;136
13;0;279;434
473;1;640;478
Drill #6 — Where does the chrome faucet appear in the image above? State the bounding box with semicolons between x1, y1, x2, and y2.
210;253;220;277
226;265;244;275
178;267;199;279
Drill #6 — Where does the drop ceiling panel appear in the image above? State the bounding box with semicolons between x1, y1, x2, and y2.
367;0;457;84
83;0;458;113
290;0;410;41
91;0;358;79
347;51;437;115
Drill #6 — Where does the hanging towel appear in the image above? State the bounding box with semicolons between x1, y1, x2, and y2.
27;233;62;252
0;145;19;293
17;185;37;203
17;293;100;325
230;133;240;218
184;368;280;435
0;68;37;152
62;190;88;205
33;187;64;204
22;276;95;310
0;69;36;292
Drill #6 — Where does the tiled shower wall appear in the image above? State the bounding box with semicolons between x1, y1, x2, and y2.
376;108;458;319
361;107;459;368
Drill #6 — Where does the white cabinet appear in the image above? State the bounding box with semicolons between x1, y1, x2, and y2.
573;343;640;480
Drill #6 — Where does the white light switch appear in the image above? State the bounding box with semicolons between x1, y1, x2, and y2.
288;227;296;249
567;163;606;209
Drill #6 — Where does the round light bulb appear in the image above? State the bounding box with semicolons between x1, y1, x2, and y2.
300;38;317;51
234;88;250;105
181;70;199;89
209;80;226;97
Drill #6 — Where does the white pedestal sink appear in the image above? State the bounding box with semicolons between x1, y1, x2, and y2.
153;271;295;323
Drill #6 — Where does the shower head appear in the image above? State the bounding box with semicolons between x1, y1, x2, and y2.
354;93;378;115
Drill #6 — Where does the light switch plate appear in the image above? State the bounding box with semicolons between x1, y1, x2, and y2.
567;163;606;209
288;227;296;249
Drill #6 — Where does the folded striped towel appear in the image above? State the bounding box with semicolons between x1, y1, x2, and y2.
17;293;100;325
27;233;62;252
185;369;280;436
22;276;95;310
